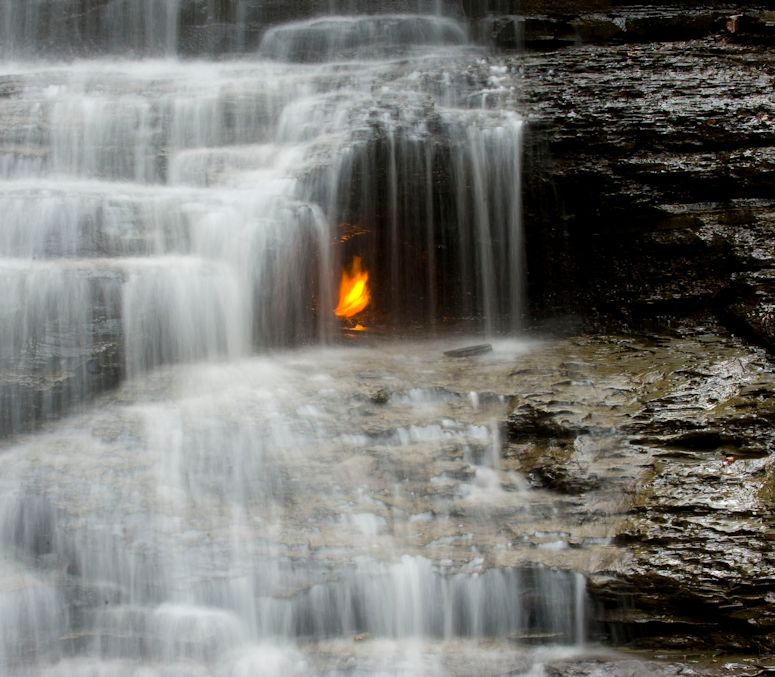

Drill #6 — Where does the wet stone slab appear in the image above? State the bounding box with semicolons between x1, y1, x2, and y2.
511;27;775;348
501;325;775;661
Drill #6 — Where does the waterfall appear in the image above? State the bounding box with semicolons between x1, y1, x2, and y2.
0;5;526;431
0;3;583;675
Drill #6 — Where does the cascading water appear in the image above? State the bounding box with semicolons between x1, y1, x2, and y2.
0;2;585;675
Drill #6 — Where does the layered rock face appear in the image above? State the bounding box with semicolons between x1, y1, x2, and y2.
493;1;775;661
511;3;774;352
505;327;775;661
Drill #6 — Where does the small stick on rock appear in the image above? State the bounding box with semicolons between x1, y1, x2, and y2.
444;344;493;358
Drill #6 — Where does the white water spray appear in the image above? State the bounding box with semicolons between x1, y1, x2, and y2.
0;3;587;674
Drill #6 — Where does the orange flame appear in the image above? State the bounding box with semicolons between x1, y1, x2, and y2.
335;256;371;319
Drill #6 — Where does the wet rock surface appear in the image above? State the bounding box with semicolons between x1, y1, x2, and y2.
497;13;775;656
507;5;775;351
475;3;773;51
1;324;772;673
544;655;697;676
502;324;775;668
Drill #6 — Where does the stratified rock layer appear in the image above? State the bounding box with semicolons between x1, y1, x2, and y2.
504;326;775;659
512;5;775;351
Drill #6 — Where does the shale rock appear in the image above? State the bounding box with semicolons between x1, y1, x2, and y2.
544;656;699;677
513;7;775;351
508;403;581;441
509;330;775;657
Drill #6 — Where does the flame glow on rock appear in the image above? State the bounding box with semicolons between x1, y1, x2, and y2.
335;256;371;319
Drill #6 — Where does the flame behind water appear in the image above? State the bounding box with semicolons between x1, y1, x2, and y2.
335;256;371;319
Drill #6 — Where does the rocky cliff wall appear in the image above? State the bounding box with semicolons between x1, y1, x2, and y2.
505;329;775;661
510;3;774;353
499;3;775;661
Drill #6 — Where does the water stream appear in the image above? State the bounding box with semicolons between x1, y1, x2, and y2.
2;339;595;675
0;3;586;675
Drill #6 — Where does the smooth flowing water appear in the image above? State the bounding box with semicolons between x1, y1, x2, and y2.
0;3;586;675
1;339;594;675
0;4;525;433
